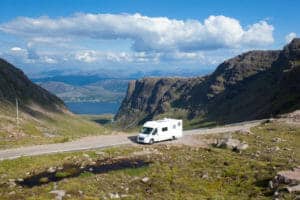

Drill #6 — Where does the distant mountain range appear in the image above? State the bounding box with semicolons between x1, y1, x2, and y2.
39;80;129;103
34;67;212;103
31;67;212;83
115;38;300;128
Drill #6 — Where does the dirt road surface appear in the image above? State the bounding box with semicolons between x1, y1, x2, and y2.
0;120;263;160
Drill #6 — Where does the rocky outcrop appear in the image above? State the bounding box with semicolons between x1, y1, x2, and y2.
115;77;204;127
115;39;300;128
213;138;248;152
269;166;300;194
0;58;65;112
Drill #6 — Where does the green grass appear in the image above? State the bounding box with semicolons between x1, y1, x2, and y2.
80;114;114;125
43;113;107;138
82;114;143;133
121;166;149;176
0;121;299;199
294;60;300;66
21;122;43;136
155;109;218;130
0;103;109;149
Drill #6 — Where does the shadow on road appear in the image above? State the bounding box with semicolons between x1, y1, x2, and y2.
127;135;139;144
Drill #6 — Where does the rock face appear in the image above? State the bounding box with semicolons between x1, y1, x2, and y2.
115;77;204;127
115;39;300;128
0;58;65;112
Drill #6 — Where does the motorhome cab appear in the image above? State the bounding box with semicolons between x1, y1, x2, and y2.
137;118;183;144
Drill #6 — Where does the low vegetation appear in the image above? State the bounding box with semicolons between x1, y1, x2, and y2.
0;121;298;199
0;103;107;149
155;109;217;130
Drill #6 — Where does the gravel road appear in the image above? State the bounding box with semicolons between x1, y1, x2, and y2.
0;120;263;160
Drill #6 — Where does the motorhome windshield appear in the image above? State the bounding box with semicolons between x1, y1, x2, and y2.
141;127;153;134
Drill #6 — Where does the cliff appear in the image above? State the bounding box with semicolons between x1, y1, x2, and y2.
115;39;300;128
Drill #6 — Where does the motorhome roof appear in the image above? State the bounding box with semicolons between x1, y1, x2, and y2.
143;118;180;127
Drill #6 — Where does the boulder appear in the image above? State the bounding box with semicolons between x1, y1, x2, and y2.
213;138;248;151
270;166;300;194
141;177;150;183
277;167;300;185
109;192;120;199
47;167;56;173
287;184;300;193
236;143;249;151
49;190;66;200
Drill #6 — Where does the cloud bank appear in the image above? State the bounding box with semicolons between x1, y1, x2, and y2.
0;13;274;53
0;12;276;75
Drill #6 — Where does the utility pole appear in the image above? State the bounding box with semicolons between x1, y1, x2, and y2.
16;98;19;129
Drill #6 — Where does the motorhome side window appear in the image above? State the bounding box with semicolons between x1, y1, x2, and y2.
162;127;168;132
177;122;181;126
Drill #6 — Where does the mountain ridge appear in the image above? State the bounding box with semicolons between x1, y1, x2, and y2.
0;58;65;112
115;39;300;128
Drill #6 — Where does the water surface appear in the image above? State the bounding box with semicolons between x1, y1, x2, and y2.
66;102;120;115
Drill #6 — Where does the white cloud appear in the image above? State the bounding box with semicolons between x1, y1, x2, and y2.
0;13;276;73
242;21;274;46
0;13;274;53
10;46;23;52
285;32;297;43
9;46;33;63
43;56;57;64
6;46;58;64
74;50;158;64
75;50;98;63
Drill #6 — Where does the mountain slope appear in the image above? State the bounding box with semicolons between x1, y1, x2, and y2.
115;39;300;128
39;80;127;103
0;59;106;149
0;59;65;111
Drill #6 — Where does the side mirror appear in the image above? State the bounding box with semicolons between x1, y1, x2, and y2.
152;129;158;135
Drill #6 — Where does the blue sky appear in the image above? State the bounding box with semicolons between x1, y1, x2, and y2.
0;0;299;76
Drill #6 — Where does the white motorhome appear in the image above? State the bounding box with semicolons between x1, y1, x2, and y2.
137;118;183;144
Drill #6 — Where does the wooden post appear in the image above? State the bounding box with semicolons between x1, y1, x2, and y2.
16;98;19;128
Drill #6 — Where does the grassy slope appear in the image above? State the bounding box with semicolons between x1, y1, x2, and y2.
154;109;217;130
0;103;107;149
0;121;299;199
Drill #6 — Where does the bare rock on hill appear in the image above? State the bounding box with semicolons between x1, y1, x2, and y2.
49;190;66;200
270;166;300;193
276;167;300;185
213;138;248;152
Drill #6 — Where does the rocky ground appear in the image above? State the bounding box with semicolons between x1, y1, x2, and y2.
0;118;299;199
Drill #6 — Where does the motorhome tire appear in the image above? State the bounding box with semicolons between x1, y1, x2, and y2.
149;139;154;144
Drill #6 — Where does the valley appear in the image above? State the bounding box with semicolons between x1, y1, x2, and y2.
0;39;299;199
1;1;300;198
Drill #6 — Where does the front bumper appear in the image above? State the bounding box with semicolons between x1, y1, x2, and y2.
137;136;148;143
